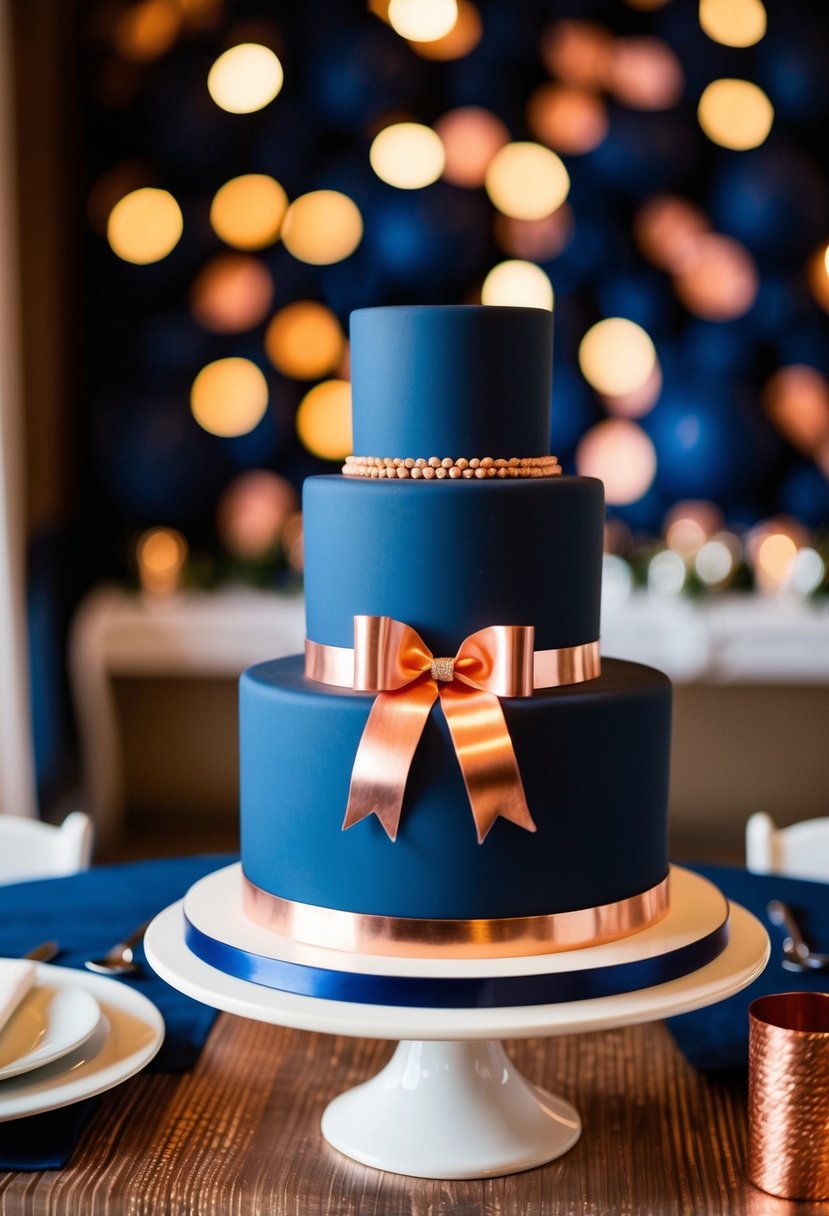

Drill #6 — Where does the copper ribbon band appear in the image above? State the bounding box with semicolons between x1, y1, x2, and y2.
305;618;601;844
242;873;670;959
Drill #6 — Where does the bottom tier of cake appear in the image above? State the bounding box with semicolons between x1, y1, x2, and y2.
239;656;671;934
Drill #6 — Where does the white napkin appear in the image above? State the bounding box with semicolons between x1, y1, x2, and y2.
0;960;37;1036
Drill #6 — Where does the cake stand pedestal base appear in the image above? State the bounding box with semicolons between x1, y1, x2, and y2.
321;1038;581;1179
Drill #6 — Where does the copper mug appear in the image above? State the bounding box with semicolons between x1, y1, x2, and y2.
747;992;829;1200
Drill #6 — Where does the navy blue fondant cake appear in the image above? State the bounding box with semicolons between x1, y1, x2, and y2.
239;305;672;958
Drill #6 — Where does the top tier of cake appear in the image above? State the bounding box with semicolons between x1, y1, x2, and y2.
350;305;553;456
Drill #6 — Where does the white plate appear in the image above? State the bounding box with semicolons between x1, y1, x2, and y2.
0;982;101;1081
146;896;769;1042
0;965;164;1122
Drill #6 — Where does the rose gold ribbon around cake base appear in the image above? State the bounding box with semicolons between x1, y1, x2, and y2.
305;617;601;844
242;872;670;958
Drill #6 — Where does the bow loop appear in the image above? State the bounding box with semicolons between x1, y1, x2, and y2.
345;616;537;843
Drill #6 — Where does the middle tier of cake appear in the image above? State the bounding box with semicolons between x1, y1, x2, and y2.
240;656;671;927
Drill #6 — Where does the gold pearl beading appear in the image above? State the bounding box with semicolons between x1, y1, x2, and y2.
342;456;562;480
430;656;455;682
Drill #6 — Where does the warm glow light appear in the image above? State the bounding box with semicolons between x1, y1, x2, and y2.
757;533;797;584
217;471;298;559
603;363;662;418
388;0;458;41
265;301;344;380
697;79;773;151
190;254;273;333
674;233;758;320
634;195;710;272
494;209;573;261
665;501;723;555
369;123;445;190
115;0;181;61
281;191;363;265
578;318;657;398
107;187;183;264
137;527;188;596
190;358;269;437
699;0;767;47
695;539;734;586
207;43;283;114
808;244;829;313
763;366;829;454
485;142;570;221
481;261;554;311
541;21;613;89
409;0;481;59
210;175;287;250
526;85;608;155
575;419;657;505
436;107;509;187
296;380;353;460
606;38;684;110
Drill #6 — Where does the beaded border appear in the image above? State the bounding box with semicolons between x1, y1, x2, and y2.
342;455;562;480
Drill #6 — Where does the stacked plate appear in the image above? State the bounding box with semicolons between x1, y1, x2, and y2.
0;963;164;1122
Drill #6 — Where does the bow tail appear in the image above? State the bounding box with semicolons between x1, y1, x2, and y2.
343;678;438;841
439;683;537;844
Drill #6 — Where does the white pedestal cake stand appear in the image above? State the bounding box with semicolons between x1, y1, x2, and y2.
145;892;768;1180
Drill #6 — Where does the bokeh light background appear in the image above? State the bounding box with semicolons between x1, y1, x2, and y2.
83;0;829;597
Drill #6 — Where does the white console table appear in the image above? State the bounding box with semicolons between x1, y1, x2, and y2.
69;585;829;849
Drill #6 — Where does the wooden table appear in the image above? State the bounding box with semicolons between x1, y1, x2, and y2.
0;1013;819;1215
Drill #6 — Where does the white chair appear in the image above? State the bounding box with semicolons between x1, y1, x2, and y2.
746;811;829;882
0;811;93;883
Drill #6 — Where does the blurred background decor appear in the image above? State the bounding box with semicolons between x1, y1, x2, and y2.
5;0;828;858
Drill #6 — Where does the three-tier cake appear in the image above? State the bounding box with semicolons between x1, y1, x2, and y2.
238;305;672;959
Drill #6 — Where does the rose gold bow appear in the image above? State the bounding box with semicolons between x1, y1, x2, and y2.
343;615;538;844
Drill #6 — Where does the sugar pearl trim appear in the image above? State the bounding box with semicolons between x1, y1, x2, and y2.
342;456;562;480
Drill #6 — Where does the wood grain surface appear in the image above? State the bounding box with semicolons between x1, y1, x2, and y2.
1;1015;827;1216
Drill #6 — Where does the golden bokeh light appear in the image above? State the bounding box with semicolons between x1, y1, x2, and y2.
665;500;723;555
575;419;657;505
697;78;773;150
808;244;829;313
673;233;758;320
481;261;554;311
606;38;684;110
485;142;570;221
388;0;458;41
190;253;273;333
265;301;344;380
494;209;573;261
207;43;284;114
526;84;608;155
634;195;710;272
217;471;299;559
369;123;445;190
409;0;482;59
107;187;183;264
114;0;181;62
756;533;797;586
541;20;613;89
210;175;287;250
296;380;353;460
435;107;509;187
190;358;269;437
603;363;662;419
137;527;188;596
763;366;829;454
747;518;808;592
280;191;363;265
699;0;767;47
578;318;657;397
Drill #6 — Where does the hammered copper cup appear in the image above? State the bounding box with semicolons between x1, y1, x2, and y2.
747;992;829;1200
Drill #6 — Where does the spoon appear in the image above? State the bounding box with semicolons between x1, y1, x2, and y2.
23;941;60;963
84;920;150;976
767;900;829;972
